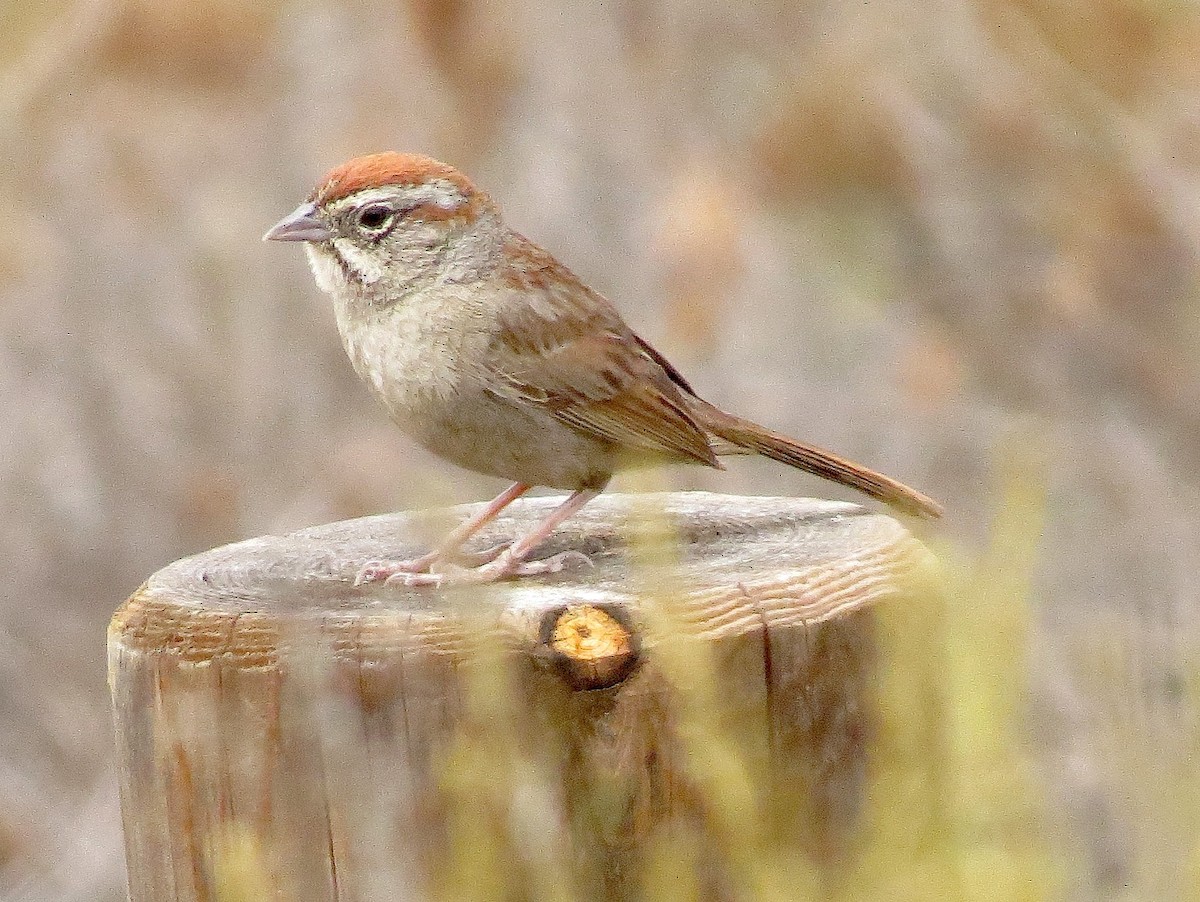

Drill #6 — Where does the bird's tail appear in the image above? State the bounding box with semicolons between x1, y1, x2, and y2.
693;400;943;519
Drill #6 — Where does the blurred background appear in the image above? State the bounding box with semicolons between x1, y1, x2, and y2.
2;0;1199;898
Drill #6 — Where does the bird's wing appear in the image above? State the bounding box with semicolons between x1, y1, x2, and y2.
486;236;718;467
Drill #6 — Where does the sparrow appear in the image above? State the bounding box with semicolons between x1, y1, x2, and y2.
265;153;941;586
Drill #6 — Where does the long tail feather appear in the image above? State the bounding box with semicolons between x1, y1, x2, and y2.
694;400;943;519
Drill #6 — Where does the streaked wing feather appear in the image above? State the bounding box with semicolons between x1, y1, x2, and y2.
553;383;717;463
490;235;717;467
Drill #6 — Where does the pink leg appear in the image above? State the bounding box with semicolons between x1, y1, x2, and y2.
355;483;530;585
392;489;601;588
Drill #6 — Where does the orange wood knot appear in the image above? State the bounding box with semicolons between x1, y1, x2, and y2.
537;603;639;691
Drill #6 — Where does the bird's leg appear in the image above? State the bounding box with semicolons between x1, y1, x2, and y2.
483;488;601;577
393;488;601;587
355;482;530;585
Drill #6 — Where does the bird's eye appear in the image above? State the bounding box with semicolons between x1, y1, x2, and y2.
356;205;394;232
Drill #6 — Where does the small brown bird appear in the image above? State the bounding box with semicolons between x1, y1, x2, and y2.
265;153;941;586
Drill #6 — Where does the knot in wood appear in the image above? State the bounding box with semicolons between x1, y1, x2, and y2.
538;603;639;690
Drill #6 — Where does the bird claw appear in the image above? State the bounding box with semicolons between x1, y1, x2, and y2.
363;549;594;589
354;559;429;586
354;542;515;586
383;569;449;588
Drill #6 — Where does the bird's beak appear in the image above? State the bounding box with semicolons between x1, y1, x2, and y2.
263;202;334;242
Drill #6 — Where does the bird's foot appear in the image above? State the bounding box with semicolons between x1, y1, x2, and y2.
355;559;427;586
354;543;514;586
382;549;594;588
492;550;593;579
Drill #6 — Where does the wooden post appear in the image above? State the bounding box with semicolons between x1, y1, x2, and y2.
109;492;939;902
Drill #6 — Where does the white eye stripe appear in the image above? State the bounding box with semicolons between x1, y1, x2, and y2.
401;180;468;211
337;180;467;218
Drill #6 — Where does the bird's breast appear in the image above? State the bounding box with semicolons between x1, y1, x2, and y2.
331;290;624;489
335;293;480;423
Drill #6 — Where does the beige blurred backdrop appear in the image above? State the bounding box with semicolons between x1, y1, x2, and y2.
2;0;1199;898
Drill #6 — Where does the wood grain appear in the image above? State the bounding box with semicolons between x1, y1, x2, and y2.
109;492;940;901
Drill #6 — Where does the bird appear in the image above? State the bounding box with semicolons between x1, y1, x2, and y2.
265;152;941;586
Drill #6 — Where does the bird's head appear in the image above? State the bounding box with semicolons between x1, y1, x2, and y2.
265;152;503;301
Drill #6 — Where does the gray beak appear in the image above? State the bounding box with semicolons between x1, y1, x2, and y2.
263;202;334;242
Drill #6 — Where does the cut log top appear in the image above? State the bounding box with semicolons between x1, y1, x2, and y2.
112;492;934;681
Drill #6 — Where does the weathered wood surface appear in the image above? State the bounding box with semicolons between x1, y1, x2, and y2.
109;491;940;902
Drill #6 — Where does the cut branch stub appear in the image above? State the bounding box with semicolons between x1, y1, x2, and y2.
109;491;940;902
536;602;640;690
